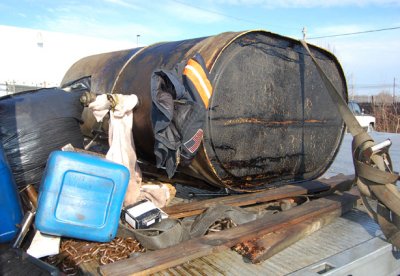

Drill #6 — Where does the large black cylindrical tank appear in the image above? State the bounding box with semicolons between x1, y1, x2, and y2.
61;30;347;191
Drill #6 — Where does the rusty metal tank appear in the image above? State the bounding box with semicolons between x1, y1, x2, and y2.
61;30;347;191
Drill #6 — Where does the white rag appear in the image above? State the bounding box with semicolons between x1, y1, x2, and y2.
89;94;142;205
88;94;172;207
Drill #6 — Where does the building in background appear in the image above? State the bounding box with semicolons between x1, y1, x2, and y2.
0;25;137;95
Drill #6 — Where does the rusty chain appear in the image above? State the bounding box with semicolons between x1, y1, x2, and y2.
206;218;237;234
61;236;145;265
45;236;145;275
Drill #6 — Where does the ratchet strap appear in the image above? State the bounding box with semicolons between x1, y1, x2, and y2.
300;40;400;247
129;205;259;250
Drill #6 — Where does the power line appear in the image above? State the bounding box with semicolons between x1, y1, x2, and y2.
170;1;400;39
355;84;393;89
170;0;299;31
308;26;400;39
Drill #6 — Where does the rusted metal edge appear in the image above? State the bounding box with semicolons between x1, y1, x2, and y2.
222;118;327;126
110;45;154;95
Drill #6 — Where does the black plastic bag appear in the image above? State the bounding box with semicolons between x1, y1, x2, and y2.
0;248;59;276
0;87;84;188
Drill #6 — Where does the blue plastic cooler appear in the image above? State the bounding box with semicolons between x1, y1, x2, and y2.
0;143;23;243
35;151;130;242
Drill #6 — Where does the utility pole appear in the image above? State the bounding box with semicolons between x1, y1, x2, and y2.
394;77;397;114
136;35;141;48
302;27;307;40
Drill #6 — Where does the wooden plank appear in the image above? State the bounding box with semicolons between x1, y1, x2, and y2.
100;189;359;276
163;174;354;219
234;190;359;263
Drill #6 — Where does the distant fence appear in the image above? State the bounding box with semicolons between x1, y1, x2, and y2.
0;82;41;96
349;93;400;133
352;95;399;104
358;102;400;133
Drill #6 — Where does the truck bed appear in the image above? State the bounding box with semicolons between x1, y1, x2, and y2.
154;205;399;275
80;132;400;275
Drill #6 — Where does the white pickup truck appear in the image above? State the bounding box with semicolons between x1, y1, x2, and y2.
348;100;376;132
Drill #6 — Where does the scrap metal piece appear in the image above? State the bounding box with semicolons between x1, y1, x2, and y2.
12;210;35;249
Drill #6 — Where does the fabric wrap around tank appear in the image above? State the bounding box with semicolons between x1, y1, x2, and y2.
61;30;347;191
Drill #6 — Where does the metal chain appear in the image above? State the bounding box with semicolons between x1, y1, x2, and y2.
45;236;145;275
206;218;237;234
61;237;145;265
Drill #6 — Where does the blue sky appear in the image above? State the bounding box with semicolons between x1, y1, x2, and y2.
0;0;399;95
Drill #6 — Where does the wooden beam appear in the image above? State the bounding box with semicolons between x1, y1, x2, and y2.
163;174;354;219
100;188;359;276
234;190;359;263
